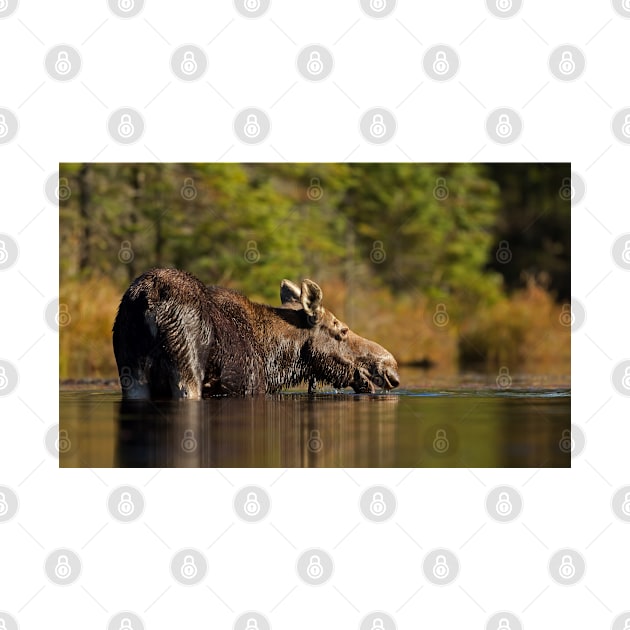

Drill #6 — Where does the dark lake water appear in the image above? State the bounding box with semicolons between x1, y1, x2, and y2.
59;372;570;468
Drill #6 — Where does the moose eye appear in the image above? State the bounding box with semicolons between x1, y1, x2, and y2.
339;326;349;337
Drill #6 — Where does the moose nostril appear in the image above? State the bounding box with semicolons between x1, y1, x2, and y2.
385;368;400;389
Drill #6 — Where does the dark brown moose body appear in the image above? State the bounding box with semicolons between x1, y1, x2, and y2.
112;268;399;399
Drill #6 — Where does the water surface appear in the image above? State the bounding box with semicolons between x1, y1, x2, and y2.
60;374;570;467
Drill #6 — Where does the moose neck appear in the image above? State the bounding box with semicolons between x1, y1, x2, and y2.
249;302;313;391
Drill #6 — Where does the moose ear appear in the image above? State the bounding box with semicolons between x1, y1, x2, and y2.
281;279;302;305
301;279;324;325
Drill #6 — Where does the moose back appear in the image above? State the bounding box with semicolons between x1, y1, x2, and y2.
112;268;399;399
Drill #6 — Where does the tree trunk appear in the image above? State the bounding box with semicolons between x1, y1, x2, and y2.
78;164;91;275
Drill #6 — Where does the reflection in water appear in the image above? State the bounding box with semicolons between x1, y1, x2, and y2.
115;394;401;467
59;390;571;468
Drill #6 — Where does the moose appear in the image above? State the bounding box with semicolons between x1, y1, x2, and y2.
112;268;399;399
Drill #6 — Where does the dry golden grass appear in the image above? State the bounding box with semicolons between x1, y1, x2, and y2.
60;278;121;379
459;278;571;374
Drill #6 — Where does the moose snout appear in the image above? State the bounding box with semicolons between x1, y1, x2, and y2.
384;366;400;389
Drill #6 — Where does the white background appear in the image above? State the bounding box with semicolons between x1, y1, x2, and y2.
0;0;628;628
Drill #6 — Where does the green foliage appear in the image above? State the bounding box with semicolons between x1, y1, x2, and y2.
59;162;569;308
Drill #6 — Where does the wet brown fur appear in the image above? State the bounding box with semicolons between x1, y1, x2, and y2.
113;268;399;399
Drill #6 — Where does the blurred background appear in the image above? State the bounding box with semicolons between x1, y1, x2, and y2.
59;163;570;382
